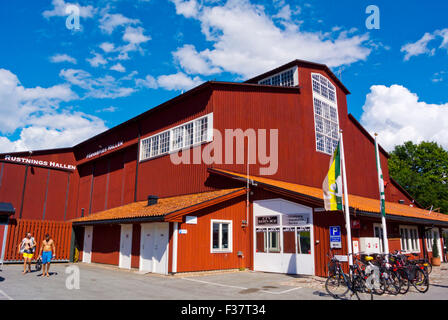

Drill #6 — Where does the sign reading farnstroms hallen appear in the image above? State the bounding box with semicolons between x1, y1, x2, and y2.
2;155;76;171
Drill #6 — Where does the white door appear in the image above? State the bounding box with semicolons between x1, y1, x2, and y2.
140;223;155;272
153;223;169;274
253;199;315;275
82;226;93;263
119;224;133;269
140;223;169;274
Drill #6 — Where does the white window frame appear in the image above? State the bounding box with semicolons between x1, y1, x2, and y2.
399;225;420;253
257;66;299;87
139;113;213;162
311;73;339;155
210;219;233;253
425;228;440;252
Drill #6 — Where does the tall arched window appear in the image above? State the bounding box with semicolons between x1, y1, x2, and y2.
311;73;339;154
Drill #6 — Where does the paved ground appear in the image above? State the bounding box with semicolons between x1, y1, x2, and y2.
0;262;447;300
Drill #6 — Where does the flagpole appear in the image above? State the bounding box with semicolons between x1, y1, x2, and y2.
374;133;389;256
339;130;353;267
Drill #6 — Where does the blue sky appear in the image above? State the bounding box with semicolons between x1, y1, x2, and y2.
0;0;447;152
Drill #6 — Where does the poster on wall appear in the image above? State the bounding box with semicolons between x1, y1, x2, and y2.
283;214;309;226
256;215;279;226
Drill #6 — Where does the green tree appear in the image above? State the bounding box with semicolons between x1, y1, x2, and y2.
388;141;448;214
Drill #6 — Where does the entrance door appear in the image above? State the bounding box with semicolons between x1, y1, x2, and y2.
140;223;169;274
253;199;314;275
119;224;133;269
82;226;93;263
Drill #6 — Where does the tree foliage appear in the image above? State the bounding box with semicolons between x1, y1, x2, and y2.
388;141;448;214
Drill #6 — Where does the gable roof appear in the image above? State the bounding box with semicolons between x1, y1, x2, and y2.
208;168;448;226
72;188;246;225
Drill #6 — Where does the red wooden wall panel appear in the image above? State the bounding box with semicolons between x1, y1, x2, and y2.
21;167;48;219
176;196;249;273
107;152;125;209
90;159;109;214
45;171;70;221
0;163;26;216
76;163;93;218
4;219;72;261
91;224;120;265
131;223;140;269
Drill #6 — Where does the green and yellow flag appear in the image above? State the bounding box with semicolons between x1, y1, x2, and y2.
322;141;343;211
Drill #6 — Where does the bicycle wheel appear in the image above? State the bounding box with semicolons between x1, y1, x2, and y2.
412;268;429;293
325;274;349;298
374;276;386;295
398;271;410;294
385;271;401;295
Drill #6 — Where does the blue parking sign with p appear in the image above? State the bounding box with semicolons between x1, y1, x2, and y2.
330;226;342;248
330;226;340;237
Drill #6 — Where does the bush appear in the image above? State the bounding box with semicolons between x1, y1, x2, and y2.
432;238;439;258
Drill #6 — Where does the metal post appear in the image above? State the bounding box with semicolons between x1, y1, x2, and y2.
374;134;390;256
339;131;353;267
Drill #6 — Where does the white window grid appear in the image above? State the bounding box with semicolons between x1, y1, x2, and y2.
425;228;439;252
258;66;298;87
211;219;233;253
140;113;212;161
312;73;339;155
312;73;336;102
400;225;420;252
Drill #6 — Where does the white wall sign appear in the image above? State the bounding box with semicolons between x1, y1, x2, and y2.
283;214;308;226
353;240;359;254
179;229;188;234
185;216;197;224
86;141;124;159
256;215;279;226
3;155;76;171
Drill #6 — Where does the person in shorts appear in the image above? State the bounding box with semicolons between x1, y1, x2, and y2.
17;232;36;274
38;233;55;277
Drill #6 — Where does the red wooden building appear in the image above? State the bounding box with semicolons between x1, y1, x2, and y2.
1;59;447;276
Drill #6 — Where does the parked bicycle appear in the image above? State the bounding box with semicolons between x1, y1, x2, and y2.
325;253;375;300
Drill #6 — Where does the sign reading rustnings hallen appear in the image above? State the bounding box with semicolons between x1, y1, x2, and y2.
2;155;76;171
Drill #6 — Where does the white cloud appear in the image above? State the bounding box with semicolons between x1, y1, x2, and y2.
59;68;135;98
436;28;448;50
401;33;436;61
360;84;448;151
169;0;371;78
173;44;221;75
96;106;118;113
171;0;199;18
0;68;106;153
110;63;126;73
135;72;202;91
50;54;77;64
401;28;448;60
86;52;108;67
99;13;140;34
135;75;158;89
0;68;77;134
157;72;203;91
100;42;115;53
42;0;96;18
122;26;151;45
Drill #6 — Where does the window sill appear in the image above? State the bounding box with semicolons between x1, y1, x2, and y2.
211;250;232;254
